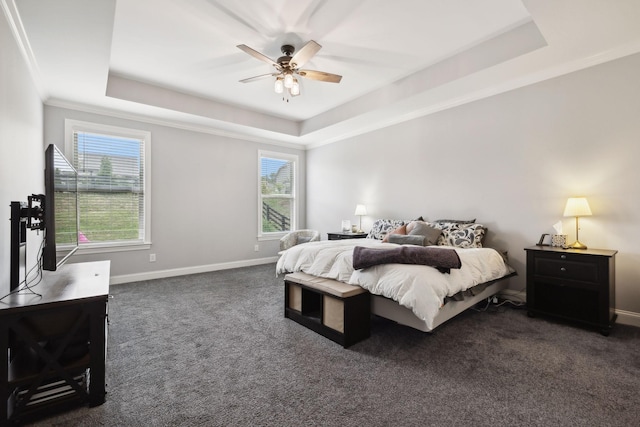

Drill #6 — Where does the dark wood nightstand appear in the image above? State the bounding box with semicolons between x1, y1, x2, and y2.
525;246;617;335
327;232;367;240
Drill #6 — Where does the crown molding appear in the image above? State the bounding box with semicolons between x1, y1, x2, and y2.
45;98;307;151
1;0;48;100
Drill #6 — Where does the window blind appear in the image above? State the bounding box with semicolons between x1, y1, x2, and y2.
73;131;145;244
260;155;295;233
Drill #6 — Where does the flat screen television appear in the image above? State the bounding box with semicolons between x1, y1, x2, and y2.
42;144;79;271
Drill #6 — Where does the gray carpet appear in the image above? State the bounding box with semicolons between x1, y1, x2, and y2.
28;263;640;426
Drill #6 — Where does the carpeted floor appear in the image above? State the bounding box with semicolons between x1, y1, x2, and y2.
28;263;640;426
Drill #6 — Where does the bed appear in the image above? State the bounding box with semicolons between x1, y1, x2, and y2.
276;219;516;332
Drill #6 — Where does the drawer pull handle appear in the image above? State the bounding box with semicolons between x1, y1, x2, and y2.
560;255;566;259
560;267;566;272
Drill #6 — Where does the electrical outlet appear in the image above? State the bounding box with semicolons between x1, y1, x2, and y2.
149;253;156;262
254;244;259;252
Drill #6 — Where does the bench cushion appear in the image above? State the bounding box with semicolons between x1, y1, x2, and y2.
284;272;367;298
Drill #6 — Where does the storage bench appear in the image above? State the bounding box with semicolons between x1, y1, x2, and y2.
284;272;370;347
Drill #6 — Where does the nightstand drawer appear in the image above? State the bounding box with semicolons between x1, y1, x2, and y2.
534;258;599;284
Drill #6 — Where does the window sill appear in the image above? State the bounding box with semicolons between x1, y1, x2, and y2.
74;242;152;256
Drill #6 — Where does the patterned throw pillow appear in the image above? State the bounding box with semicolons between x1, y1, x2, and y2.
367;219;407;240
433;222;486;248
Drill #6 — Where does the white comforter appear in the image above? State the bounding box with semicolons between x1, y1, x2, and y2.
276;239;511;330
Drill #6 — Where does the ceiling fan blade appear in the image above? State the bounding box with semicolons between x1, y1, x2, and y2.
237;44;280;69
290;40;322;69
239;73;279;83
298;69;342;83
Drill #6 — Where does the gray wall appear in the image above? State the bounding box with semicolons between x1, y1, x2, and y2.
307;52;640;321
44;107;306;282
0;14;44;296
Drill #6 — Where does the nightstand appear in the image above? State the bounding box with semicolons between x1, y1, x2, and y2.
327;232;367;240
525;246;617;335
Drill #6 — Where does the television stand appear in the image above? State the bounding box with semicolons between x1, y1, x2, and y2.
0;261;110;425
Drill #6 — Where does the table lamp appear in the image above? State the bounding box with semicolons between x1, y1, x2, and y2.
563;197;592;249
354;204;367;232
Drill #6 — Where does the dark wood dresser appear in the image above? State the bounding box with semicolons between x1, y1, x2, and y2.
525;246;617;335
1;261;110;425
327;232;367;240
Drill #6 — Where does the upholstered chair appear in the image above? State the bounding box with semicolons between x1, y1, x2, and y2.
279;229;321;251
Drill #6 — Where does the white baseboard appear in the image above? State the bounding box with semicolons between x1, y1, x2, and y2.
615;309;640;328
111;266;640;329
110;256;279;285
499;289;640;329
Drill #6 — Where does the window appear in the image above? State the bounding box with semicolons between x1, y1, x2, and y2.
259;151;297;238
65;120;151;250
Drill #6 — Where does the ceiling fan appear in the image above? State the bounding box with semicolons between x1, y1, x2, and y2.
237;40;342;98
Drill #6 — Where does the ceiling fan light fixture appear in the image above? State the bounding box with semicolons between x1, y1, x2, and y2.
274;77;284;94
290;78;300;96
284;72;294;88
237;40;342;101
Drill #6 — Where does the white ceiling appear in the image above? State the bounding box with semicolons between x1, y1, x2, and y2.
4;0;640;147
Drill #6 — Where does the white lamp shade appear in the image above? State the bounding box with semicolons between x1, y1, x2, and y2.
274;78;284;94
563;197;592;217
354;204;367;216
284;73;294;88
290;79;300;96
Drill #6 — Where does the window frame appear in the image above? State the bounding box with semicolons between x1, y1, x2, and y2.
258;150;298;240
64;119;151;254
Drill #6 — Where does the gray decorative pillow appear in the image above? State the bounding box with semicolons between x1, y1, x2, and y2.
388;234;426;246
367;219;407;240
296;236;313;244
407;221;442;246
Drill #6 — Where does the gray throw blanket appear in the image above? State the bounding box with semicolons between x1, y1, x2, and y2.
352;246;462;273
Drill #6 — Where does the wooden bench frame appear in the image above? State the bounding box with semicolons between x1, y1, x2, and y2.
284;273;370;348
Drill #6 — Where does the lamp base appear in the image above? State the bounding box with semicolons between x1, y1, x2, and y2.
567;240;588;250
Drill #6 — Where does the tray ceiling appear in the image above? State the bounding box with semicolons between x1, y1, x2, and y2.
5;0;640;147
